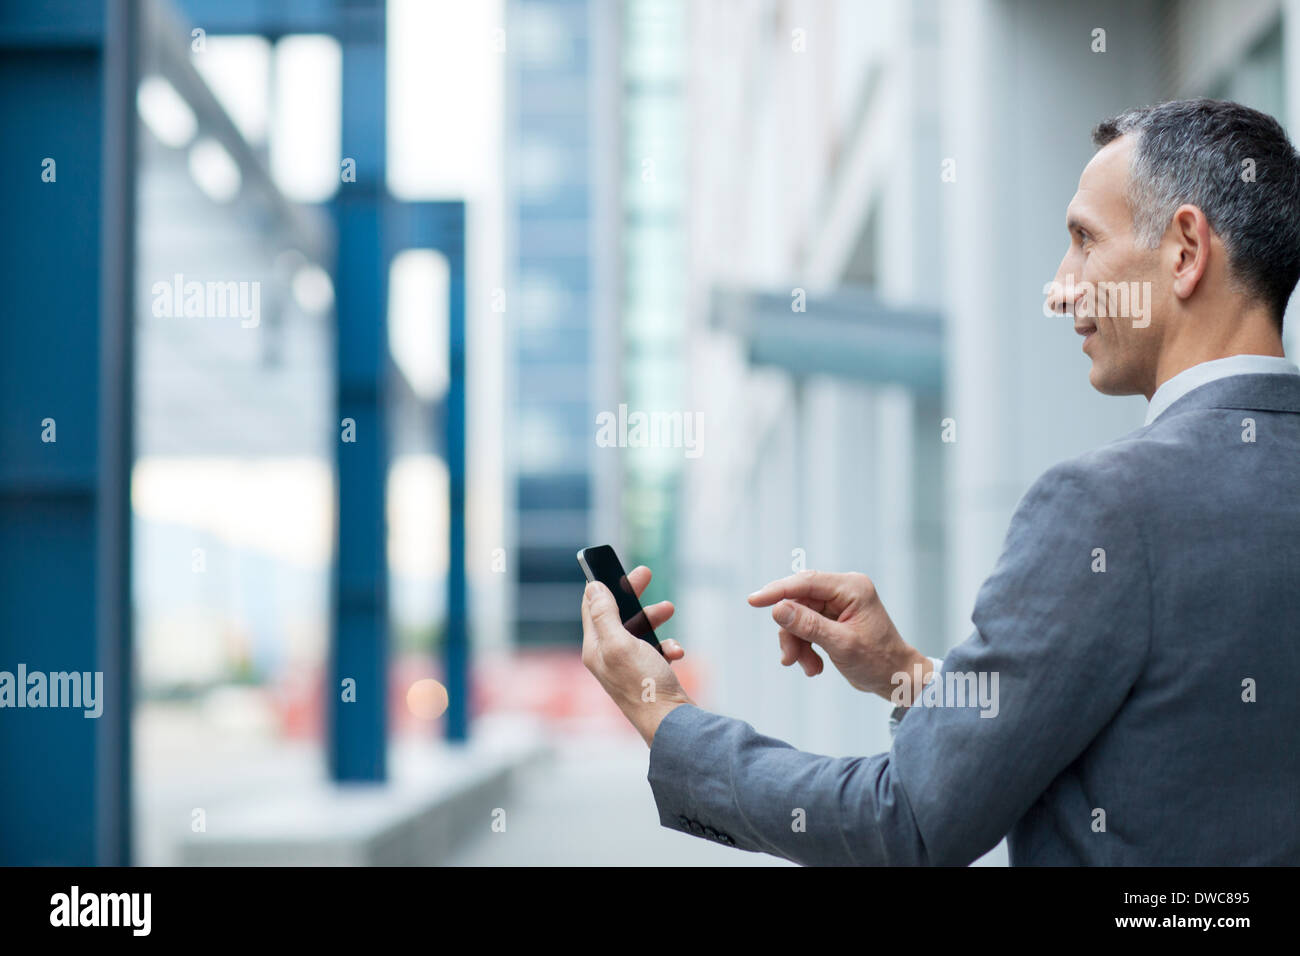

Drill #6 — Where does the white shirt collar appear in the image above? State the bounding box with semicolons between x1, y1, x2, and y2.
1145;354;1300;425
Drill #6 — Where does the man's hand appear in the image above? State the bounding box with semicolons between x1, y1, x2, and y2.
581;565;694;747
748;570;931;702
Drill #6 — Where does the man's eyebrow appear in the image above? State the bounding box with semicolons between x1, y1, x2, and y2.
1066;213;1096;234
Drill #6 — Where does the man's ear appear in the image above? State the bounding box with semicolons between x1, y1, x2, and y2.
1167;203;1212;302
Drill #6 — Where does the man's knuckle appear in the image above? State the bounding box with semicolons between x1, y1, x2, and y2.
799;608;823;639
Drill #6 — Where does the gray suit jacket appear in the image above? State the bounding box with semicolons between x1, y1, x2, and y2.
648;372;1300;865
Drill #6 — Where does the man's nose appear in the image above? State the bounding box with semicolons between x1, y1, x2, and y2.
1047;264;1074;315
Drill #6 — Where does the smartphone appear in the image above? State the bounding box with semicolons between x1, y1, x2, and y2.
576;545;664;656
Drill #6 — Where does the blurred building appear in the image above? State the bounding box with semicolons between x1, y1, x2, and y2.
506;0;690;650
618;0;689;583
506;0;616;646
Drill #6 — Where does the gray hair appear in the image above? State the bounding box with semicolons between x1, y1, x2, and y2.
1093;98;1300;329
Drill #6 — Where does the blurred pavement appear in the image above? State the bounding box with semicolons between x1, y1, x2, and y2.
445;735;794;866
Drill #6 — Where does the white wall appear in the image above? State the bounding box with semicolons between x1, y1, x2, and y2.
938;0;1160;646
680;0;935;761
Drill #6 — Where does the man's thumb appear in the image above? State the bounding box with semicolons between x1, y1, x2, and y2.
585;581;620;629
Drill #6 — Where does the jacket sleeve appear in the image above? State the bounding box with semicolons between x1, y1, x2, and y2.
646;457;1152;865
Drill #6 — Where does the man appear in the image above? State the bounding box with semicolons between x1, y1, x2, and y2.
581;99;1300;865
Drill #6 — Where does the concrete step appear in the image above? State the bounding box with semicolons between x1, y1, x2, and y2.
176;719;550;866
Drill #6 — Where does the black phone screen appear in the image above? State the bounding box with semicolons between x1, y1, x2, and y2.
578;545;662;654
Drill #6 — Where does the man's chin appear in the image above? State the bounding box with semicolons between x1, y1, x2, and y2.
1088;362;1141;397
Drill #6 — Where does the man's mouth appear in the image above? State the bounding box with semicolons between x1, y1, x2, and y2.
1075;323;1097;348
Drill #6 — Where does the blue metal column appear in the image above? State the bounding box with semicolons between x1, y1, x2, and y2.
0;0;135;864
329;0;389;781
176;0;470;756
444;211;468;743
